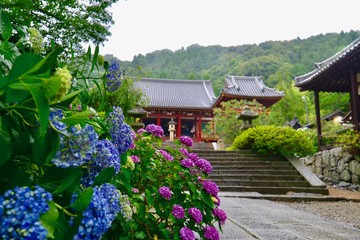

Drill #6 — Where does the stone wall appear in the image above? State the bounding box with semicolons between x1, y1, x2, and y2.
300;147;360;184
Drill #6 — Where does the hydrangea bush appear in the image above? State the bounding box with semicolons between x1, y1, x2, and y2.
0;11;226;239
106;127;227;239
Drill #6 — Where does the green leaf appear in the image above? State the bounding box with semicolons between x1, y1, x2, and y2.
22;81;49;135
32;128;59;166
40;201;59;239
0;11;12;42
50;89;83;107
71;187;94;212
39;167;82;194
145;189;154;205
61;109;93;126
0;116;12;166
2;53;42;89
93;167;115;186
134;231;146;239
26;47;63;76
90;45;99;72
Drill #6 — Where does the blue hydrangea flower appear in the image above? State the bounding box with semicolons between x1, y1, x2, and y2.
74;183;121;240
0;186;52;239
81;140;120;187
108;107;133;154
106;62;122;92
52;124;98;168
49;108;66;131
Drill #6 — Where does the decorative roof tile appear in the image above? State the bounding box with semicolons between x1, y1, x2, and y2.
295;36;360;87
222;75;284;97
136;78;216;109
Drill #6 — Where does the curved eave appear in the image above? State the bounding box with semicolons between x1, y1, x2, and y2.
212;93;283;108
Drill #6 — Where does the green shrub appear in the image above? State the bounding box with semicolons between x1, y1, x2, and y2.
336;130;360;156
228;126;316;157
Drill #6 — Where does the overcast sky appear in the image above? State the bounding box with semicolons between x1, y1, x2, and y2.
99;0;360;61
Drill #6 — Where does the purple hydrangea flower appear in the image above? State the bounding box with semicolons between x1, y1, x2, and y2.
106;62;122;92
52;124;98;168
188;207;203;224
202;180;219;196
158;186;172;200
172;204;185;219
203;226;220;240
0;186;52;239
195;158;212;174
181;158;195;168
159;150;174;161
179;226;195;240
145;124;164;137
179;147;189;157
81;139;120;187
74;184;121;240
187;152;199;162
130;155;140;163
179;136;193;147
108;107;133;154
212;208;227;225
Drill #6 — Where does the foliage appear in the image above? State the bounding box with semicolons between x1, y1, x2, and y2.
106;129;226;239
336;130;360;156
209;99;265;144
0;11;226;239
1;0;119;52
228;126;316;157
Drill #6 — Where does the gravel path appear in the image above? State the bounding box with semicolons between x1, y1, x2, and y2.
282;201;360;229
281;187;360;230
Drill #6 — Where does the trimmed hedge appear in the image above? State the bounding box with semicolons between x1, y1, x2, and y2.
228;126;316;157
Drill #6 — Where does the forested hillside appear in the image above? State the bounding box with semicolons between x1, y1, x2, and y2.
104;30;360;126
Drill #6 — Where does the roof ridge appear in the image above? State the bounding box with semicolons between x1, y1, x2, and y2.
141;78;212;83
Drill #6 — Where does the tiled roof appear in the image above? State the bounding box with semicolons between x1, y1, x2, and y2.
222;75;284;97
295;36;360;87
136;78;216;109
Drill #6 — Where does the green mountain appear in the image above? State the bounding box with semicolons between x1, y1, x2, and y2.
105;30;360;95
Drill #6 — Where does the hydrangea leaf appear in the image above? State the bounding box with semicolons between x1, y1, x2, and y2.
39;167;82;194
145;189;154;205
60;109;93;126
40;201;59;239
134;231;146;239
93;167;115;186
0;116;12;166
32;128;59;165
49;89;83;107
71;187;94;212
0;11;12;42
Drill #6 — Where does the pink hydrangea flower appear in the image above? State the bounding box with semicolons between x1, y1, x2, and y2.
130;155;140;163
159;149;174;161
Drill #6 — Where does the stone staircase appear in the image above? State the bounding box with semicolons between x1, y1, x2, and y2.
194;149;329;195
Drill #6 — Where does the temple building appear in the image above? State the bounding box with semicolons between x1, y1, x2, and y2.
136;75;284;141
294;36;360;148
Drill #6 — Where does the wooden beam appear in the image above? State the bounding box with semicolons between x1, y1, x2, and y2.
314;91;322;149
350;71;360;132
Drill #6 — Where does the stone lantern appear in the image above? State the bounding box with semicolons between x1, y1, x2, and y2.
238;105;259;130
128;104;148;131
167;118;177;141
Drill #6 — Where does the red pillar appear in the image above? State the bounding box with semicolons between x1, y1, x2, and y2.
157;115;161;126
177;116;181;138
198;118;202;141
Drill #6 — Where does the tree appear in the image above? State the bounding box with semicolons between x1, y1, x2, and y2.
1;0;119;51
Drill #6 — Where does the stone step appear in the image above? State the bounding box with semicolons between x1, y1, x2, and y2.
210;162;291;168
203;156;286;162
212;180;310;187
212;164;294;171
210;174;305;181
211;169;301;175
218;186;329;195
